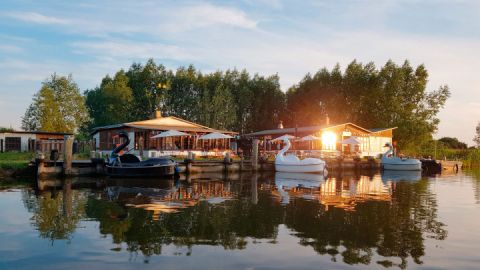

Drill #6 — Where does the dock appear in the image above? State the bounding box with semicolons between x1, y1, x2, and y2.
34;157;382;178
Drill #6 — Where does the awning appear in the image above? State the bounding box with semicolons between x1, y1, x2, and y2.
198;132;234;140
151;130;190;138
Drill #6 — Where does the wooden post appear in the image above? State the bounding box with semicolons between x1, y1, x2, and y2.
252;139;259;171
63;135;74;176
36;153;45;179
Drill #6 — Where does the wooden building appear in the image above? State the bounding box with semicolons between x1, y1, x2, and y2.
0;131;72;152
244;122;395;157
91;112;237;157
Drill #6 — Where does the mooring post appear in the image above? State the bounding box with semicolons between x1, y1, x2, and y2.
35;153;45;179
224;152;231;173
252;139;259;171
63;135;74;176
185;151;193;175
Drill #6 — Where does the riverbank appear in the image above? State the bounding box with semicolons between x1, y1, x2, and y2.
0;152;35;178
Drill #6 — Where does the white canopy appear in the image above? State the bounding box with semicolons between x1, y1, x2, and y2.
151;130;190;139
300;135;321;141
340;136;361;145
271;134;296;142
198;132;234;140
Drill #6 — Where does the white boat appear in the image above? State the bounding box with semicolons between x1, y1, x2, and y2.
381;143;421;171
275;138;326;173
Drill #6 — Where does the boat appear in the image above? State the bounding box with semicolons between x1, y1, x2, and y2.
381;143;421;171
106;131;177;178
275;138;326;173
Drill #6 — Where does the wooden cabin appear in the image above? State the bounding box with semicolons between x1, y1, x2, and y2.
91;111;237;157
244;122;395;158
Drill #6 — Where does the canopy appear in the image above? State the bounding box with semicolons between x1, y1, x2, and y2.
300;135;321;141
198;132;234;140
271;134;296;142
151;130;190;139
340;136;361;145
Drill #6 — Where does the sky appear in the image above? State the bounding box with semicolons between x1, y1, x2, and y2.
0;0;479;145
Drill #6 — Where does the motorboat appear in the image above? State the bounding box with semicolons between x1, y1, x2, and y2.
106;131;177;178
381;143;421;171
275;138;326;173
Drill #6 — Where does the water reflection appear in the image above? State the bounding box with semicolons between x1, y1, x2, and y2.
20;172;448;268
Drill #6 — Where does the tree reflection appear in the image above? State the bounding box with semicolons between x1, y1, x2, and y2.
282;177;447;269
20;174;447;269
21;179;87;243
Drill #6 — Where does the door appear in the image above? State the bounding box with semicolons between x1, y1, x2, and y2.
5;137;21;151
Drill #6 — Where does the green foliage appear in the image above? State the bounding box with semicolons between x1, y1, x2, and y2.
84;70;134;129
22;74;89;133
85;59;285;133
438;137;467;149
0;127;14;132
286;60;450;149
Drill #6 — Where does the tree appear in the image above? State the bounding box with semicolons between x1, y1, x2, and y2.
22;74;89;133
84;70;134;129
286;60;450;149
474;122;480;147
438;137;468;149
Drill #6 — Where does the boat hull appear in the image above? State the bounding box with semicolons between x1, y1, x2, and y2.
106;164;175;178
381;163;421;171
275;163;326;173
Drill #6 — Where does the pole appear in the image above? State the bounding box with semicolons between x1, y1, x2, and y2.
63;135;74;176
252;139;259;171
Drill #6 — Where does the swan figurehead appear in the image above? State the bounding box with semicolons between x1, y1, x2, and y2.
383;142;394;158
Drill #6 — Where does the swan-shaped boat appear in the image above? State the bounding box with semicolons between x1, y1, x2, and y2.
106;131;177;178
274;138;326;173
381;143;421;171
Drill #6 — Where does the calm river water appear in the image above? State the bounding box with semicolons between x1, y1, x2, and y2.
1;170;479;270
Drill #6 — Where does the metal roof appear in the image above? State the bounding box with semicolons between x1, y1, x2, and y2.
0;131;73;135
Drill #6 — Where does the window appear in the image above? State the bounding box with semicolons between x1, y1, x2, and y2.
5;137;21;151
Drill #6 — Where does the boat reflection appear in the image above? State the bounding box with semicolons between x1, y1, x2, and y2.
273;172;392;211
106;179;235;220
381;170;422;182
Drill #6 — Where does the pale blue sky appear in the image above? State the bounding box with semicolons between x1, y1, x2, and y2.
0;0;479;144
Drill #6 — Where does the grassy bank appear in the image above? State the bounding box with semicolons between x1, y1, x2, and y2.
403;146;480;168
0;152;34;170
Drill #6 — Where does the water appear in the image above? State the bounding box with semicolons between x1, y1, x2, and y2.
1;170;480;270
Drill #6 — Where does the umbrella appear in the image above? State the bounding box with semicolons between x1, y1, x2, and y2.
300;135;321;141
198;132;234;140
340;136;361;145
151;130;189;139
271;134;296;141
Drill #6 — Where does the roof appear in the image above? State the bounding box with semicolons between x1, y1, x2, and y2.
244;123;375;137
0;131;73;135
368;127;397;133
92;116;237;135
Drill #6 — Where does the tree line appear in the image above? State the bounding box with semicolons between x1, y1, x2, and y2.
21;59;451;149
